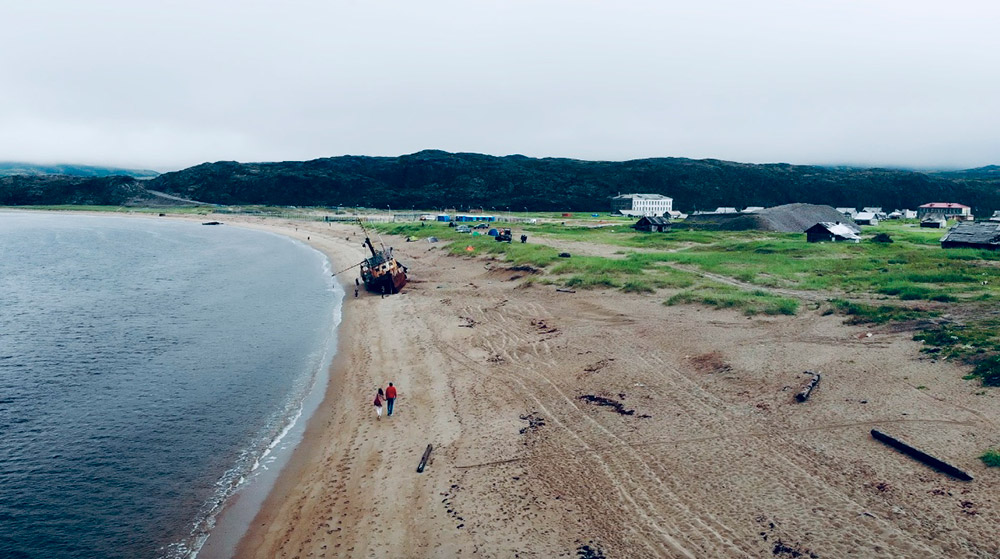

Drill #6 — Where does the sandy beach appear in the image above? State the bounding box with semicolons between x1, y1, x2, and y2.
208;215;998;558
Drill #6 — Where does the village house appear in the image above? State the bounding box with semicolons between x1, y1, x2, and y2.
741;206;765;213
920;214;948;228
611;193;673;217
854;212;879;226
918;202;972;220
989;211;1000;222
805;222;861;243
862;207;887;220
632;216;671;232
836;207;858;219
940;221;1000;250
920;214;948;229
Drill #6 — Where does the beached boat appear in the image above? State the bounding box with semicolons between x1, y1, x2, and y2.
358;220;408;295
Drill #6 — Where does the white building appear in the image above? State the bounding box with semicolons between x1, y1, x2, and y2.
611;193;673;217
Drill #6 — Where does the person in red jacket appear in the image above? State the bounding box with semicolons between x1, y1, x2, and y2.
385;383;397;416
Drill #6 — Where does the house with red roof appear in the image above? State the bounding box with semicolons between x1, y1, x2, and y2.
917;202;972;220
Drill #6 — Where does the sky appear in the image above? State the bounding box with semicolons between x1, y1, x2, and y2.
1;0;998;171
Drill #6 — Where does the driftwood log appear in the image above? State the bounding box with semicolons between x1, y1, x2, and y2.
871;430;973;481
416;444;433;473
795;371;821;402
555;288;576;293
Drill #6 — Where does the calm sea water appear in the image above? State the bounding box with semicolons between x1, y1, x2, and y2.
0;212;341;559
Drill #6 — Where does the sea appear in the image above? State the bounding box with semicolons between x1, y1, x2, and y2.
0;212;342;559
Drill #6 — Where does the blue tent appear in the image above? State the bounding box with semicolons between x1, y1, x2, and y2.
487;228;499;236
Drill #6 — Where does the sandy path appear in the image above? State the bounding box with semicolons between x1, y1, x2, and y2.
201;215;999;559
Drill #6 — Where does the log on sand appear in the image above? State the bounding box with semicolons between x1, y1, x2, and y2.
871;430;973;481
795;371;821;402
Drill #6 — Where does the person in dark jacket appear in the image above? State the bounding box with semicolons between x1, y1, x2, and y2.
374;388;384;420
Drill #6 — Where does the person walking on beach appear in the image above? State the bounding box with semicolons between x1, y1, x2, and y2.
385;382;397;416
374;388;384;420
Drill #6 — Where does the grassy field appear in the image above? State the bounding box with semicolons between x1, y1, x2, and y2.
375;218;1000;386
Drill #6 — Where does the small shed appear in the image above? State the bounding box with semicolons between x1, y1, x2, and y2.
805;222;861;243
989;210;1000;222
920;214;947;228
854;212;879;226
941;222;1000;250
632;216;671;232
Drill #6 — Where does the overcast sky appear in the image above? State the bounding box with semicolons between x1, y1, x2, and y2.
1;1;998;170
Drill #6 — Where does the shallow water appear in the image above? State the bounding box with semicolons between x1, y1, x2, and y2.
0;213;340;558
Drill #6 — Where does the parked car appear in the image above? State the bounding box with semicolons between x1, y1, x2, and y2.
474;223;490;229
455;225;471;233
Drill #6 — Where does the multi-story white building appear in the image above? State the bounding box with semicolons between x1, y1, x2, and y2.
611;193;673;217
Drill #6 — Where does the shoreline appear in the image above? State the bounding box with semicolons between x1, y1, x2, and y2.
173;215;364;559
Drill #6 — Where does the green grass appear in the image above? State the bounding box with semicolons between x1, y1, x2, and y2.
828;299;938;324
912;321;1000;386
666;283;799;316
981;449;1000;467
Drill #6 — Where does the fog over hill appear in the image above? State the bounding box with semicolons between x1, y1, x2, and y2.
0;162;159;179
3;151;1000;213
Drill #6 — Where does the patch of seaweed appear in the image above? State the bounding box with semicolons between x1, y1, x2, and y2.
578;394;649;418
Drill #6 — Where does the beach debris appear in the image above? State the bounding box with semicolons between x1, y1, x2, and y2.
459;316;478;328
519;413;546;435
578;394;650;418
870;429;973;481
772;539;819;558
795;371;822;402
576;543;606;559
201;221;222;225
556;288;577;293
531;319;558;335
417;444;433;473
689;351;732;374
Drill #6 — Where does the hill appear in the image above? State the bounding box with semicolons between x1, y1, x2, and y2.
682;204;855;232
2;151;1000;212
0;162;160;179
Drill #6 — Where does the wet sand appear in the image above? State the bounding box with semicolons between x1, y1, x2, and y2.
213;215;998;558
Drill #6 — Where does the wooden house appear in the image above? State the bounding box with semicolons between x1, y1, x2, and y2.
805;222;861;243
940;222;1000;250
920;214;947;228
632;216;671;232
854;212;879;226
